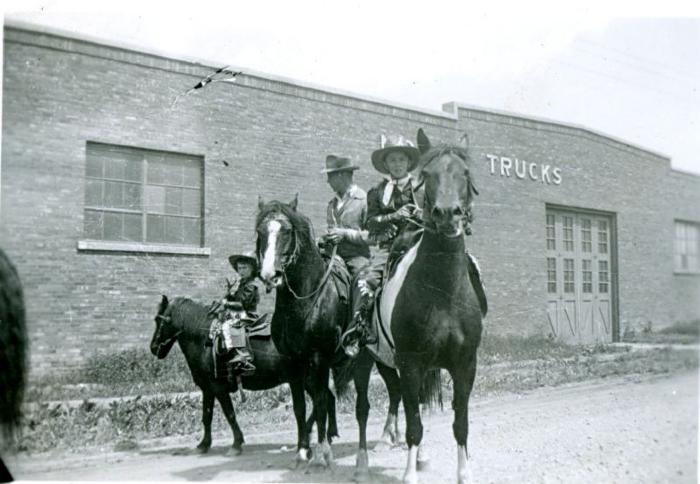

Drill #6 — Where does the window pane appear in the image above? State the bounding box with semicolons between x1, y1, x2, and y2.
85;179;102;207
123;213;142;242
124;183;142;211
182;189;201;217
104;157;126;180
547;257;557;293
165;187;183;215
103;212;123;241
563;217;574;251
147;154;169;185
104;181;124;209
146;214;165;243
183;218;201;246
165;216;184;244
183;161;202;188
145;185;166;213
84;210;103;239
564;258;574;293
86;153;103;178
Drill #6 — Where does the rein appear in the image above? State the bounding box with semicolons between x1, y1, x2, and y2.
283;243;337;300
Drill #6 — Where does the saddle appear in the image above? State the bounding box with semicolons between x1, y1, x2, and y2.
208;312;271;380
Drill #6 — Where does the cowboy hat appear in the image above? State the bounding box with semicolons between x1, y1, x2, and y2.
228;251;258;272
371;134;420;174
320;155;360;173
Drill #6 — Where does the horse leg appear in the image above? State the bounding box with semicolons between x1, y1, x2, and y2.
398;362;425;484
307;357;333;471
450;354;478;484
214;389;245;456
327;388;338;440
374;361;402;450
352;349;374;482
196;388;215;453
291;378;311;468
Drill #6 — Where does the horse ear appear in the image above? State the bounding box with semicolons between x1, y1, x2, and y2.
161;295;169;306
289;193;299;211
258;194;265;211
458;132;470;150
417;128;431;154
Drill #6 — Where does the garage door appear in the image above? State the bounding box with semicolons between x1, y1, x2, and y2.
546;208;614;344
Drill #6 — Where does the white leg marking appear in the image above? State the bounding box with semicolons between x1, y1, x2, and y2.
457;445;473;484
260;220;280;281
403;445;419;484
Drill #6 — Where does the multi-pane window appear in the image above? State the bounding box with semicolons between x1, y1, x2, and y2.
546;215;556;250
598;260;609;293
675;221;699;273
564;258;575;293
84;142;203;246
547;257;557;293
598;220;608;253
582;259;592;293
563;217;574;251
581;218;592;252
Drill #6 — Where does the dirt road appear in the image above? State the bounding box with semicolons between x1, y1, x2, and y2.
9;370;698;483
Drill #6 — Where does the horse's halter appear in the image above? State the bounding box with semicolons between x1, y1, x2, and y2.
258;213;301;272
419;147;477;238
154;313;182;346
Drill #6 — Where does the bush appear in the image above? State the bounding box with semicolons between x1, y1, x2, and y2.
659;320;700;336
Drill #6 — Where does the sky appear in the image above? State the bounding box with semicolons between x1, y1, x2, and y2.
3;1;700;175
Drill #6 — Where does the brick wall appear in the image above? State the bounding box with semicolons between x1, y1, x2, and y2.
449;104;699;337
2;26;698;375
1;26;457;374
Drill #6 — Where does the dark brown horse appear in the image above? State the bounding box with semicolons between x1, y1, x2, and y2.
382;129;484;484
150;295;337;458
256;197;403;475
0;248;27;482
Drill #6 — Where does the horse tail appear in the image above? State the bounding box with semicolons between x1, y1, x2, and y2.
467;253;488;317
419;369;443;411
331;354;357;400
0;248;27;443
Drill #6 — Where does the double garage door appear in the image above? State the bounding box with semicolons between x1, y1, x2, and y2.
546;207;616;344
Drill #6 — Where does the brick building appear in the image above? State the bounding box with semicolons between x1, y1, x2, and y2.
2;23;699;375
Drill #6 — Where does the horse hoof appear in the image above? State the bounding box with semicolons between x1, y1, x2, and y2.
416;458;430;472
226;446;243;457
195;445;210;454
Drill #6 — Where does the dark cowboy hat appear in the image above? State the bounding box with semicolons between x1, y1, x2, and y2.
370;134;420;174
320;155;360;174
228;251;258;271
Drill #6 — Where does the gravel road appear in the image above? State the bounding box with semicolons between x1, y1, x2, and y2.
9;370;698;483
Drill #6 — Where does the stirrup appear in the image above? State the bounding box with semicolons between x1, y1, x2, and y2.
340;327;361;357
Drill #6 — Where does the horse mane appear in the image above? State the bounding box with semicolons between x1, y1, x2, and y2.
167;297;210;335
256;200;318;251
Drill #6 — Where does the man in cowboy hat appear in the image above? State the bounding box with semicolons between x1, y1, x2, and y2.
340;135;425;355
320;155;371;275
214;251;260;376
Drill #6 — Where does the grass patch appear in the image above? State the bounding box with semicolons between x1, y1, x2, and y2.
16;335;698;454
622;320;700;345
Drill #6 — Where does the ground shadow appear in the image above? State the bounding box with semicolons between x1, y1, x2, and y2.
169;441;403;482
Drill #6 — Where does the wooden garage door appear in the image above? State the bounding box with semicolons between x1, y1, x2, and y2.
546;209;613;344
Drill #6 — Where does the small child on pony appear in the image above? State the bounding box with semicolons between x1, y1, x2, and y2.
208;252;260;378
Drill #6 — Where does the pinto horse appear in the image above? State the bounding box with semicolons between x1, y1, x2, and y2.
256;197;403;475
385;129;484;484
150;295;338;458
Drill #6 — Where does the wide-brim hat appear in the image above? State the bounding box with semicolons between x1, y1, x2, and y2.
320;155;360;173
371;135;420;174
228;251;258;271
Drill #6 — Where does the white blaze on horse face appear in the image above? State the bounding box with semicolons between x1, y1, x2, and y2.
260;220;281;281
